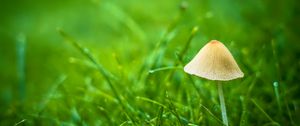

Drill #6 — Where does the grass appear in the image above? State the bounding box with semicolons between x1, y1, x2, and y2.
0;0;300;125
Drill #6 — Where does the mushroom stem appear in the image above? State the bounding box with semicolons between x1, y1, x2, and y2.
218;81;229;126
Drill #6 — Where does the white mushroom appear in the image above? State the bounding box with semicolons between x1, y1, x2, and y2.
184;40;244;126
184;40;243;81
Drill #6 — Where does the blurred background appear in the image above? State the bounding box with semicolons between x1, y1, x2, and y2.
0;0;300;125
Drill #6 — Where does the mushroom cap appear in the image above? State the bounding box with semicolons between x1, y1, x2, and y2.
184;40;244;81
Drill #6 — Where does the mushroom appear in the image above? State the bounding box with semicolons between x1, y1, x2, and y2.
184;40;243;126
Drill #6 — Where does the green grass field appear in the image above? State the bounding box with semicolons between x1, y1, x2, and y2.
1;0;300;125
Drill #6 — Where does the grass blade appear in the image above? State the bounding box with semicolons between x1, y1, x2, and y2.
177;26;198;61
239;96;248;126
136;96;167;108
273;82;282;113
167;99;183;126
16;33;26;102
156;106;164;126
37;75;67;114
14;119;26;126
149;66;181;74
58;28;136;124
251;99;280;126
199;103;224;125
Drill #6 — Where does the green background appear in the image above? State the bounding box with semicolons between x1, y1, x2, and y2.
0;0;299;125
